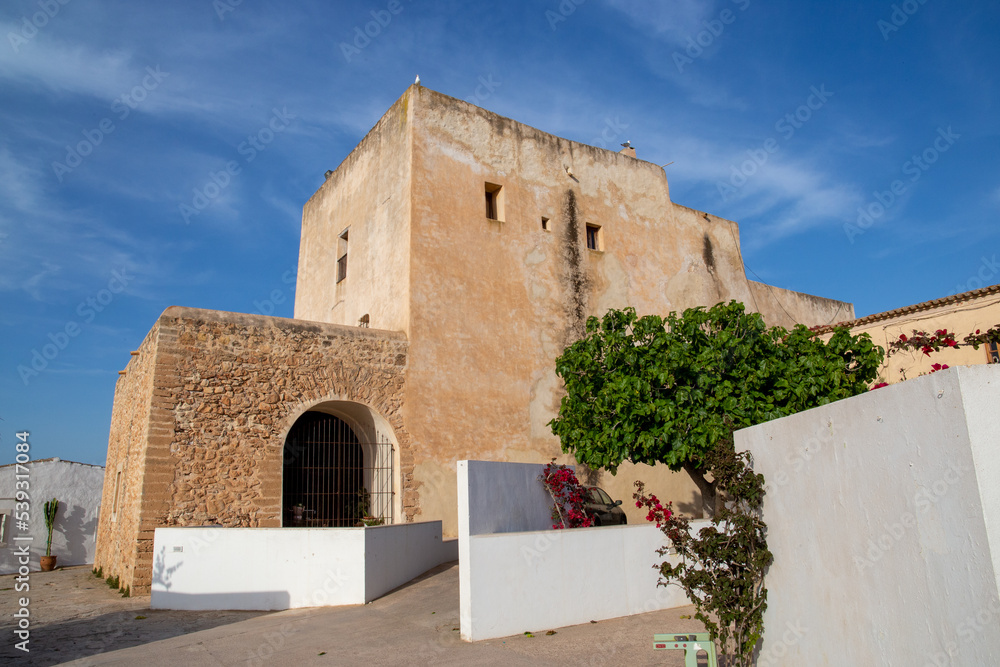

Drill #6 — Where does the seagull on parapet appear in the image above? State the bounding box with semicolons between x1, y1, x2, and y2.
415;75;420;85
621;140;632;148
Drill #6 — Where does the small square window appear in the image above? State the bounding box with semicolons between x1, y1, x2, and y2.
485;182;504;221
586;223;602;251
988;341;999;364
541;217;550;231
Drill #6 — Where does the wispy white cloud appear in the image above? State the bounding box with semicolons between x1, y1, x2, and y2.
0;20;303;130
625;130;866;247
0;145;45;211
0;147;160;301
0;32;135;100
602;0;721;47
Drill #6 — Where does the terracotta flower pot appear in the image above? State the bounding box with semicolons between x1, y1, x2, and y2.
40;555;57;572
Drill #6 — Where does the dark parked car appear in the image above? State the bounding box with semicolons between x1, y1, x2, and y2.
584;486;627;526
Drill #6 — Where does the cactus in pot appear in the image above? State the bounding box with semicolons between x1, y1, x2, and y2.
40;498;59;571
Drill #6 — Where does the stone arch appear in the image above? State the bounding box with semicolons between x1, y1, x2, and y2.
278;397;403;525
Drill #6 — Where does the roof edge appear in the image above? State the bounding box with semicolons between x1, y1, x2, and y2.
811;283;1000;334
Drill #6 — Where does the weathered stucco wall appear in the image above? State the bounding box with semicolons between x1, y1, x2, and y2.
398;86;849;534
295;88;412;334
96;307;410;594
748;280;854;330
0;459;105;574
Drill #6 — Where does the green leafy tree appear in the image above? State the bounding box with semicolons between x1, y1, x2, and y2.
550;301;883;516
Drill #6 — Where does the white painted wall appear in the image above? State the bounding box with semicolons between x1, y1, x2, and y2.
151;521;457;611
363;521;458;600
458;460;701;641
736;365;1000;666
458;460;555;537
0;458;105;574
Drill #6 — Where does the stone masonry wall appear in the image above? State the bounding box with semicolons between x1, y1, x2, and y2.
97;306;410;594
94;320;161;592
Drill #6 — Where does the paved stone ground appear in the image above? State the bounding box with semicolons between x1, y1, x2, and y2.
0;566;269;666
1;564;709;666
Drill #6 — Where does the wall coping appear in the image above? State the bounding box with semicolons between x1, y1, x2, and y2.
158;306;408;342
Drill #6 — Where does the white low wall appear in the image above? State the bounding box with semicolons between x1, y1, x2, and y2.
0;458;105;574
458;460;700;641
736;365;1000;665
151;521;457;610
459;459;555;536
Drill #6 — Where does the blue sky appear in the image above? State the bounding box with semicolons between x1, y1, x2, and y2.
2;0;998;466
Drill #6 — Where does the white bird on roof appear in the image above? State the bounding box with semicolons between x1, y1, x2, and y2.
621;140;632;148
415;75;420;85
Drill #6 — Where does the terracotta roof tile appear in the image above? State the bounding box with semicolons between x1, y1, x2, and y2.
811;283;1000;334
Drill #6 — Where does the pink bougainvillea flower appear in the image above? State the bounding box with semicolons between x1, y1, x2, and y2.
870;382;889;390
899;334;908;342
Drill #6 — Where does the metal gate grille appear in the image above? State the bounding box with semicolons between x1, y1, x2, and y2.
282;411;394;527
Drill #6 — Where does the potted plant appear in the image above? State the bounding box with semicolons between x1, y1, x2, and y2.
40;498;59;571
355;488;383;526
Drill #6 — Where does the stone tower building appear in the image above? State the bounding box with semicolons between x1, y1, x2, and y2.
95;85;851;593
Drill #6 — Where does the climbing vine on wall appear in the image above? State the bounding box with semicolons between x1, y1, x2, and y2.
635;438;771;667
880;324;1000;382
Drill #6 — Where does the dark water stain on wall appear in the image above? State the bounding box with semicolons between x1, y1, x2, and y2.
702;233;716;275
561;189;589;342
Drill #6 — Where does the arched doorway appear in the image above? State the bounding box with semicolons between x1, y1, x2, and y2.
282;409;394;527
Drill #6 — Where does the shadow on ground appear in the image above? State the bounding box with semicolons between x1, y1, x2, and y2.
0;566;272;666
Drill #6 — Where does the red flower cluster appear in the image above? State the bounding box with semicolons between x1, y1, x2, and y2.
930;363;950;372
540;461;594;529
632;482;673;529
870;382;889;390
892;329;958;357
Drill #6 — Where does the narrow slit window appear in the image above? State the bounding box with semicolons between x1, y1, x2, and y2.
337;228;349;283
112;470;123;520
541;216;550;231
337;254;348;283
586;223;602;251
485;182;504;221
